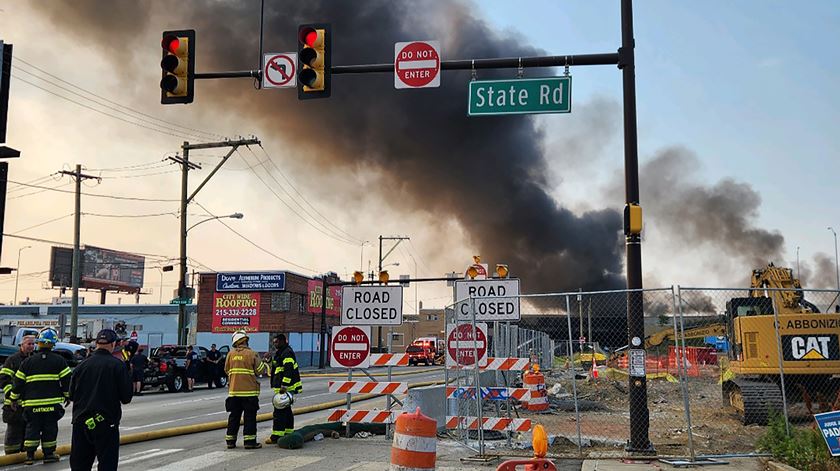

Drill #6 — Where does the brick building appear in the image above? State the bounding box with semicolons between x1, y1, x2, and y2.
391;307;445;352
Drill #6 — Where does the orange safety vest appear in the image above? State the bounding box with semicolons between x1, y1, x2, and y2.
224;346;265;397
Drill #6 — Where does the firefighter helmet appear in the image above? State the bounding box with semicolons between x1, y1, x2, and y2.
272;391;294;409
37;328;58;346
232;330;249;347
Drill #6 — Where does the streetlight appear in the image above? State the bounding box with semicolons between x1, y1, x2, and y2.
796;246;800;280
187;212;244;233
360;241;370;272
829;227;840;290
14;246;31;305
159;265;174;304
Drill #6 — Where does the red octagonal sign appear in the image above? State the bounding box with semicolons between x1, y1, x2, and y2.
446;323;488;368
394;40;441;89
331;325;371;369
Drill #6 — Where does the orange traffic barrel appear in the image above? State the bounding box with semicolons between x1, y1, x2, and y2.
390;407;437;471
523;366;549;412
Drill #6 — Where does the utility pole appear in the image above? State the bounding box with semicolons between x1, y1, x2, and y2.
168;137;260;345
377;235;409;350
58;165;99;340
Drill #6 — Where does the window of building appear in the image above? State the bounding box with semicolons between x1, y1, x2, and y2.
391;332;405;347
271;292;291;312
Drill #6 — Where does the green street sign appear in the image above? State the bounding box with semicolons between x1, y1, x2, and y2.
170;298;193;305
468;76;572;116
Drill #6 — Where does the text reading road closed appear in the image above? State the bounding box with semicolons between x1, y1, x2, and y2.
341;286;404;326
455;279;521;321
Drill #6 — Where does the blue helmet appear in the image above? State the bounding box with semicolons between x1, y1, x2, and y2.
37;328;58;347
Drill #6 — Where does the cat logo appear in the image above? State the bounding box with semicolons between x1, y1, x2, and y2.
783;335;839;361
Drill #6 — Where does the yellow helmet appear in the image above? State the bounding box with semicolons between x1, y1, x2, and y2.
232;330;249;347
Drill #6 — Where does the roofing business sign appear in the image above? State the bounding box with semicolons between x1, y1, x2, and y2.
216;272;286;292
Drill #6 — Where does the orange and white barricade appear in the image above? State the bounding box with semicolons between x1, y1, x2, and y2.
523;365;549;411
329;381;408;394
445;416;531;432
481;357;530;371
370;353;410;367
445;386;531;401
327;409;397;423
390;408;437;471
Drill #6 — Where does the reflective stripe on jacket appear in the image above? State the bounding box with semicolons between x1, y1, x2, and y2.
270;345;301;394
224;346;264;397
10;350;70;409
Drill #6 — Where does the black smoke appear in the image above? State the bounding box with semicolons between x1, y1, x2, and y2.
30;0;625;293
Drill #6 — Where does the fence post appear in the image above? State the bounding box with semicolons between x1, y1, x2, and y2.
673;286;696;461
470;296;484;456
565;295;583;454
769;296;791;436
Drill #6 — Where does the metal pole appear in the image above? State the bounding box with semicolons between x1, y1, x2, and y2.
159;269;164;304
620;0;651;453
346;368;352;438
673;286;696;461
565;295;582;454
13;246;29;305
470;297;484;456
318;276;328;369
386;325;393;438
70;164;82;339
770;297;791;436
378;236;383;351
796;246;800;281
177;143;189;345
830;228;840;290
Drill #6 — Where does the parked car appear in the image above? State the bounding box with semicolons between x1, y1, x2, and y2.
143;345;229;393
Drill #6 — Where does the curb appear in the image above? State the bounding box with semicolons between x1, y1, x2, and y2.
301;367;440;378
0;379;445;466
766;461;800;471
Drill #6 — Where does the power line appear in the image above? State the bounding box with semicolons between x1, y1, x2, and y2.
82;211;178;219
239;150;359;246
9;213;74;235
8;181;72;200
193;201;318;274
8;180;180;202
97;169;181;179
408;240;434;275
255;145;363;244
7;173;59;194
14;59;222;141
1;234;176;262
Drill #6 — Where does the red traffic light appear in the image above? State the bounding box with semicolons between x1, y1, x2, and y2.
162;35;181;54
299;27;318;47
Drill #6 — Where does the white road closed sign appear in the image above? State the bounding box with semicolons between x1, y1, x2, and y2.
454;279;521;322
341;286;404;326
394;40;441;89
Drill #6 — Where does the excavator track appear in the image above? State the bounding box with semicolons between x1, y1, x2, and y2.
728;379;784;425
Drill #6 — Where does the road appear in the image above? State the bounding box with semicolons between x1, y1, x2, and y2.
4;367;444;448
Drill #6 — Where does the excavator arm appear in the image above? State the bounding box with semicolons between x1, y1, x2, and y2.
646;324;726;349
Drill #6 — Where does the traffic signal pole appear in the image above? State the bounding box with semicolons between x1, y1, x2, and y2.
169;137;260;345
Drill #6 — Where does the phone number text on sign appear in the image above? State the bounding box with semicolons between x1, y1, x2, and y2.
212;292;261;333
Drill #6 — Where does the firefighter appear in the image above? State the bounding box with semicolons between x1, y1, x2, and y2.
0;334;35;454
224;330;265;449
265;333;302;444
10;328;71;465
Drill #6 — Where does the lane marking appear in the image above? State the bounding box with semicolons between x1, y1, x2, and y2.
148;450;234;471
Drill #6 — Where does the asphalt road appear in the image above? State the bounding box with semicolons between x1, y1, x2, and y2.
2;367;445;448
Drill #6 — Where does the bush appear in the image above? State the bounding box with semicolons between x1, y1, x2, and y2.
757;414;840;471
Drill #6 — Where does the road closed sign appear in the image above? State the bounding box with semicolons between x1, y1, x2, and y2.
454;279;520;322
330;325;371;369
341;286;403;325
394;40;441;89
446;323;488;368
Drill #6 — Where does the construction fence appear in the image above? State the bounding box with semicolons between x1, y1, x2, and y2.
444;286;840;459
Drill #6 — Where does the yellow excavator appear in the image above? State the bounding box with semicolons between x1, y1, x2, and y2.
722;264;840;424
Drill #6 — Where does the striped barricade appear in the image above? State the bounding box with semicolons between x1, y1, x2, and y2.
480;357;530;371
445;386;531;401
329;381;408;394
327;409;398;424
445;416;532;432
369;353;409;367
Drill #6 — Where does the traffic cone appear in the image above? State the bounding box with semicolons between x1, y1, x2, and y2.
591;354;598;380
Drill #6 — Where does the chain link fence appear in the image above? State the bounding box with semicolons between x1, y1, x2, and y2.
443;284;840;459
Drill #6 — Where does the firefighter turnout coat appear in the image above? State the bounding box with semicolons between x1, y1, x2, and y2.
270;345;301;394
224;345;265;397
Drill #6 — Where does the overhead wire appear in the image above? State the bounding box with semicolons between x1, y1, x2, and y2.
8;181;72;200
13;58;222;141
255;145;364;244
193;201;319;274
9;213;74;235
7;180;180;202
239;150;359;246
82;211;179;219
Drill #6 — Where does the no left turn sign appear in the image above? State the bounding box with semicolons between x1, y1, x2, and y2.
394;41;441;89
262;52;297;89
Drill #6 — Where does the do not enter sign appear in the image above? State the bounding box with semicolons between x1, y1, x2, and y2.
330;325;370;368
394;40;441;89
446;323;488;368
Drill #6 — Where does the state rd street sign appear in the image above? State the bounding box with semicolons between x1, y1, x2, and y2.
455;279;521;322
330;325;370;369
341;286;403;326
262;52;297;89
446;322;488;368
394;41;440;89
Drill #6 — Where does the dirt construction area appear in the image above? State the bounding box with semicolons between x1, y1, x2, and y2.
515;371;760;457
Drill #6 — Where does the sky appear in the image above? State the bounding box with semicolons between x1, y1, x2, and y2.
0;0;838;308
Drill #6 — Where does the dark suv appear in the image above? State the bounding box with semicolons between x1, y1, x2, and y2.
143;345;229;393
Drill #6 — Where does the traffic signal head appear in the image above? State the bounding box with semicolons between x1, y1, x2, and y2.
297;24;331;99
160;30;195;104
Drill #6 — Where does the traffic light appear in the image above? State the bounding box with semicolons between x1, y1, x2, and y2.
160;30;195;104
297;24;331;99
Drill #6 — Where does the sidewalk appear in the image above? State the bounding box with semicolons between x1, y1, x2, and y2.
581;457;766;470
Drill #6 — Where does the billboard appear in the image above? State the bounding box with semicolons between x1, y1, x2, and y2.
307;279;341;317
212;292;261;333
49;245;145;293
